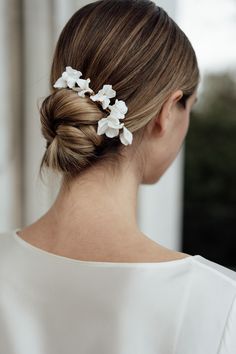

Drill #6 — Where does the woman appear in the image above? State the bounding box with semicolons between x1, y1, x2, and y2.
0;1;235;353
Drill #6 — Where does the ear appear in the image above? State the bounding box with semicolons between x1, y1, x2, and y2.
153;90;184;137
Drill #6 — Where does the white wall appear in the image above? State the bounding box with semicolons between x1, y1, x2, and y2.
0;0;22;232
22;0;56;225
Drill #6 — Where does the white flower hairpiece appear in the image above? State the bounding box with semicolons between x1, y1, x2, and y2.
53;66;133;145
54;66;82;89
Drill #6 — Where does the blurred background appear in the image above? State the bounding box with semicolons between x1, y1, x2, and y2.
0;0;235;270
179;0;236;271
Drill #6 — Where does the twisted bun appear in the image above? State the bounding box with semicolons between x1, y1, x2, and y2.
39;89;106;176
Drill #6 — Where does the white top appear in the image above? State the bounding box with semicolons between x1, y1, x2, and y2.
0;229;236;354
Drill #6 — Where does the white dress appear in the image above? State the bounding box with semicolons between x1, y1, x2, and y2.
0;229;235;354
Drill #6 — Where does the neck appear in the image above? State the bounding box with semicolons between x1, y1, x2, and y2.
41;160;144;245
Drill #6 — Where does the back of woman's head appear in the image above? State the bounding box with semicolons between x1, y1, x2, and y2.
39;0;200;181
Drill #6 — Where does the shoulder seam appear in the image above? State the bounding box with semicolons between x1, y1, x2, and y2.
192;257;236;287
217;292;236;353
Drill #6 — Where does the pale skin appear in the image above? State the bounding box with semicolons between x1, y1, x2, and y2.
17;89;198;263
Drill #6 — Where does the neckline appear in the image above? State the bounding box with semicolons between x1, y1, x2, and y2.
12;228;201;268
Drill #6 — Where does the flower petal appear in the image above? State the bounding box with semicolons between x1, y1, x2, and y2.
107;116;124;129
105;127;120;138
66;66;76;75
108;99;128;119
76;78;94;95
77;78;88;90
54;67;83;89
53;77;67;88
78;90;86;97
101;85;116;99
67;78;76;88
119;126;133;145
90;94;98;101
62;72;69;81
102;96;111;109
66;66;82;79
90;92;103;102
116;99;128;114
97;118;109;135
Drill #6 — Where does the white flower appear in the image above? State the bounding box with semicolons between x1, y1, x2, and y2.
119;126;133;145
90;84;116;110
76;78;94;97
53;66;82;89
108;99;128;119
97;115;124;138
53;67;133;145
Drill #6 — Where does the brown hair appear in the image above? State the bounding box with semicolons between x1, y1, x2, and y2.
39;0;200;182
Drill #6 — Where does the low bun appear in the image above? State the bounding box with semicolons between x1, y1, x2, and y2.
39;0;200;181
39;89;106;176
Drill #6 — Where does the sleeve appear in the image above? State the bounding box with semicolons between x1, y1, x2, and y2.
218;294;236;354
